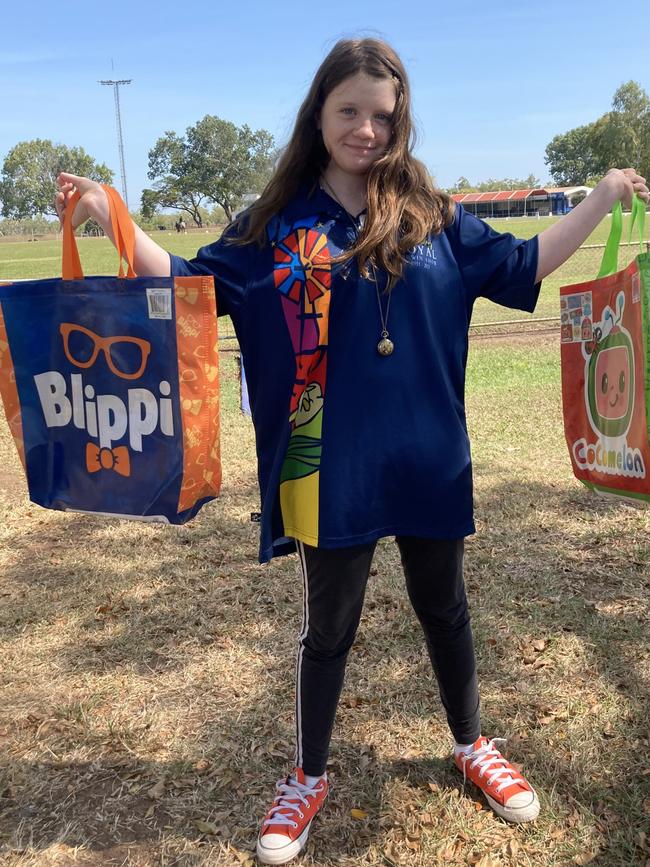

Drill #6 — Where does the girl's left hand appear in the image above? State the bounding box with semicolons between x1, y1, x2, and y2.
601;167;649;208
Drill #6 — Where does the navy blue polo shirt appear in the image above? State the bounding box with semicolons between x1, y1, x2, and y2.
170;186;540;562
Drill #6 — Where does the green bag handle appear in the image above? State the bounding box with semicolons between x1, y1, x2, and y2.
597;193;646;278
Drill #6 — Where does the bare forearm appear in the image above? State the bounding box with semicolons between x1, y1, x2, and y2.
535;182;619;282
133;224;171;276
535;168;649;283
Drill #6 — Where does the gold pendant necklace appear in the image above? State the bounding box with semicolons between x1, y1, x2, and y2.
320;176;394;357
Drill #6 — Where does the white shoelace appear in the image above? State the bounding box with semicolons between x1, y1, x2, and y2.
460;738;525;794
263;776;323;828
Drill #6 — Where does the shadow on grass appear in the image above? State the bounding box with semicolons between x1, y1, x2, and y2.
1;474;648;864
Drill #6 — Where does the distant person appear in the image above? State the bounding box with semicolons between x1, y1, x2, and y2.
179;217;187;233
56;38;648;866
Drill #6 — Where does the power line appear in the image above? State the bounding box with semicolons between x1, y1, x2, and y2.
99;79;132;210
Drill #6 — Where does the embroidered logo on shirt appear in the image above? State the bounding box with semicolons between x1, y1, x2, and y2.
409;239;438;269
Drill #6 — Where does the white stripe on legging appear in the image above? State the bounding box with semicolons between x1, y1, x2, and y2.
295;540;310;769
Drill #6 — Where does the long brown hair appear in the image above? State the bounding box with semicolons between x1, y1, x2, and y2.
234;38;455;284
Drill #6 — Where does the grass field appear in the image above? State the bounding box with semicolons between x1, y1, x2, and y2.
1;214;648;329
0;226;649;866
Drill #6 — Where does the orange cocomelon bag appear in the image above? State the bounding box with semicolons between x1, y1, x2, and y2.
561;196;650;504
0;186;221;522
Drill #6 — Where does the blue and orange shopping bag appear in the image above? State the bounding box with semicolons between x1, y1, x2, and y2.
0;186;221;522
561;195;650;503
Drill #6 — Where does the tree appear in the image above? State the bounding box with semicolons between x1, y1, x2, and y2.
608;81;650;177
476;175;540;191
449;176;473;193
447;175;540;193
142;116;275;224
0;139;113;218
545;81;650;185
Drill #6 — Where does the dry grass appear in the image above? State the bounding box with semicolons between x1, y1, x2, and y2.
1;343;649;867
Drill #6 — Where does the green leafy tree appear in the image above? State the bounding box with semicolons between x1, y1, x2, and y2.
544;120;610;185
447;175;540;193
476;175;540;191
608;81;650;177
0;139;113;218
449;176;473;193
545;81;650;185
142;116;275;224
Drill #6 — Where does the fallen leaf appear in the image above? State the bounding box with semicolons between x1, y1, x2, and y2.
532;638;547;651
507;839;519;858
194;759;211;773
420;810;437;826
401;748;423;760
351;807;369;820
147;779;166;799
194;819;219;835
437;841;458;860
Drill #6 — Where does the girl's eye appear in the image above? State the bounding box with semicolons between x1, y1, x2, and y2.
341;107;355;115
376;114;391;122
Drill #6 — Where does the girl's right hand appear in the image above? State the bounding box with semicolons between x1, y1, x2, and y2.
55;173;110;230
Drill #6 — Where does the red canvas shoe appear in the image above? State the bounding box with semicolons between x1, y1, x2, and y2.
454;736;540;823
256;767;328;865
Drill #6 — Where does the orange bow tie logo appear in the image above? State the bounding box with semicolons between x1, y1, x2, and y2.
86;443;131;477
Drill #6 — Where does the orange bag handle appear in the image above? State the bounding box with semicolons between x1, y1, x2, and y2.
62;184;136;279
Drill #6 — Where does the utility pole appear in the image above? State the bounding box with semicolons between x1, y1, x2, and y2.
99;79;132;210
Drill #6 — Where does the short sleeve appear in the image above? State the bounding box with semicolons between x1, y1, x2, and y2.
169;224;249;318
448;204;541;312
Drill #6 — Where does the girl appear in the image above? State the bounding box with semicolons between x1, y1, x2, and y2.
56;38;648;866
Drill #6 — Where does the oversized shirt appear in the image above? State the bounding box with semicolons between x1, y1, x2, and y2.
170;185;541;563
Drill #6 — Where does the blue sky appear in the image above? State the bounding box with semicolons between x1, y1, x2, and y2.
2;0;649;211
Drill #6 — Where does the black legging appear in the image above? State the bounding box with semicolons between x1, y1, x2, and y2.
294;537;480;776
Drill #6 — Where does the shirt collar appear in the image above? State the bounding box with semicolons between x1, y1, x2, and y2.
288;180;367;223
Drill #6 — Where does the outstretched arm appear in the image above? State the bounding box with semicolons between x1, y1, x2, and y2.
535;168;649;283
55;173;171;277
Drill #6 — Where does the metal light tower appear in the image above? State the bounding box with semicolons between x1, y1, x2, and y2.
99;79;132;210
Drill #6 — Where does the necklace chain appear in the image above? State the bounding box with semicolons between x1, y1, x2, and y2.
319;176;394;356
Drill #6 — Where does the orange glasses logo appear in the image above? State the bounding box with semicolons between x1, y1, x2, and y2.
60;323;151;380
33;323;175;481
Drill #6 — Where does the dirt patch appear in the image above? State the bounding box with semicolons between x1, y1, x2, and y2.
470;326;559;348
0;467;26;499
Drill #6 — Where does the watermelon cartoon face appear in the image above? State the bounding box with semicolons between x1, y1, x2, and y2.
587;328;634;437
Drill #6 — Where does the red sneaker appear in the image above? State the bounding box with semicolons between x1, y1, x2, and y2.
256;767;328;865
454;736;540;823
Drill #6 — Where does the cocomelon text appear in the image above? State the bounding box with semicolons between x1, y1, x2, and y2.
34;372;174;451
572;437;646;478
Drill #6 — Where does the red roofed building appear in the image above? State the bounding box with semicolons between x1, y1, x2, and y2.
450;186;592;219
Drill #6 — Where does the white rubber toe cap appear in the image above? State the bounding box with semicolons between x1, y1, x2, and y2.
257;825;310;865
487;788;540;823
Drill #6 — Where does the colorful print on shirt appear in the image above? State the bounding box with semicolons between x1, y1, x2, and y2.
269;214;332;544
